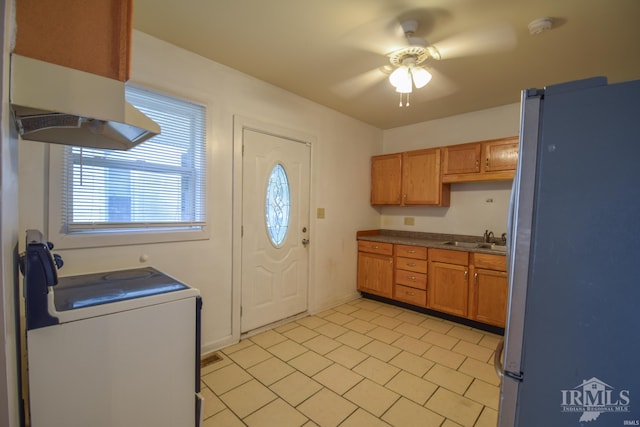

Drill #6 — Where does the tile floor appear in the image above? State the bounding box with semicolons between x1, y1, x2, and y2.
200;298;502;427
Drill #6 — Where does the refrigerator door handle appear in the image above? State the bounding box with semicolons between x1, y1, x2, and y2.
494;338;504;379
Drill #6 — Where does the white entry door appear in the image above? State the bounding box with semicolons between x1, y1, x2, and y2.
241;129;311;333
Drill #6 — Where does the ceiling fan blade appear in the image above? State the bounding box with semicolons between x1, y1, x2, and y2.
340;16;408;56
430;23;516;60
331;67;389;98
418;67;459;101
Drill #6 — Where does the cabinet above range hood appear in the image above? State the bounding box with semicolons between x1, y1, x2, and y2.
10;54;160;151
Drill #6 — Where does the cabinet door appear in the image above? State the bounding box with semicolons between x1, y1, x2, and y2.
484;138;519;172
371;154;402;205
402;148;449;206
428;261;468;317
357;252;393;298
443;143;481;175
14;0;132;81
470;268;508;327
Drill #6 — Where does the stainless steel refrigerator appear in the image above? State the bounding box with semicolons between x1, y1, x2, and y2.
497;77;640;426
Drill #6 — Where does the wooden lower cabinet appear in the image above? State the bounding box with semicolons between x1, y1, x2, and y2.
469;253;508;327
357;239;507;328
428;253;469;317
394;245;427;307
357;241;393;298
428;262;468;317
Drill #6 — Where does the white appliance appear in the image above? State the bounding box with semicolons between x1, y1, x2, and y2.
21;230;203;427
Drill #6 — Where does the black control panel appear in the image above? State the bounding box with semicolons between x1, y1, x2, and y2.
20;229;63;330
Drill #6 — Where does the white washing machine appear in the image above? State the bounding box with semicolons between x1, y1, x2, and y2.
21;230;203;427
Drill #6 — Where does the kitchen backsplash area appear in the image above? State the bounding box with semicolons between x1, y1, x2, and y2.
379;180;512;236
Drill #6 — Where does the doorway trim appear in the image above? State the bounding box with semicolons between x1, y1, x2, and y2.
232;115;316;342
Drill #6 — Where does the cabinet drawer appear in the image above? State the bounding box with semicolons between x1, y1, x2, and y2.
395;270;427;290
395;257;427;273
472;253;506;271
395;244;427;259
394;285;427;307
358;240;393;256
428;248;468;266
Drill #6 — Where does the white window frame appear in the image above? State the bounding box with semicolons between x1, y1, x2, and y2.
48;87;209;249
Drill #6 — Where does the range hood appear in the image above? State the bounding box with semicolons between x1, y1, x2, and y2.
10;54;160;150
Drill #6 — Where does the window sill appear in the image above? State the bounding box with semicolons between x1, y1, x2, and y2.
47;226;209;250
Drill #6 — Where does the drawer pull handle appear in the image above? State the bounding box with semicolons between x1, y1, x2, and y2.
406;291;415;296
373;245;379;249
407;262;416;267
408;250;416;253
409;276;416;281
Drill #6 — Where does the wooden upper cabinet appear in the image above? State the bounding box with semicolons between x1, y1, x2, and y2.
371;153;402;205
443;136;519;183
442;143;481;175
14;0;133;81
484;138;519;172
402;148;450;206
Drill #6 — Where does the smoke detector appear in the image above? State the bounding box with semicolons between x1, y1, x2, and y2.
528;17;553;35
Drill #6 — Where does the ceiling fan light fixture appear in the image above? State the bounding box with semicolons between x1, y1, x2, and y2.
389;66;411;89
395;78;413;94
411;67;432;88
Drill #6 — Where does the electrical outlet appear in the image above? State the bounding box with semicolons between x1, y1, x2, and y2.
404;217;415;226
317;208;325;219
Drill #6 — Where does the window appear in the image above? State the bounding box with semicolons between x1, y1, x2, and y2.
265;163;290;246
53;86;207;246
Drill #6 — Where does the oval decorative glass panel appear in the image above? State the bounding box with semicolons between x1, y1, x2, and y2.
265;163;291;246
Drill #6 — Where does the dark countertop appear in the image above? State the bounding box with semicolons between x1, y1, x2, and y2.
357;229;507;256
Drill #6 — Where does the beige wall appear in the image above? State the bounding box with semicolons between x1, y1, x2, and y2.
380;103;521;236
17;31;382;353
13;30;521;363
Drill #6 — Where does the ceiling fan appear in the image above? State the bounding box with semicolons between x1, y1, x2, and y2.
334;15;516;106
387;20;440;106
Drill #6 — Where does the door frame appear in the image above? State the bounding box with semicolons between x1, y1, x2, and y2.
232;115;316;341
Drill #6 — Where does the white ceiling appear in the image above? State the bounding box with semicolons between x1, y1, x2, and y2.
132;0;640;129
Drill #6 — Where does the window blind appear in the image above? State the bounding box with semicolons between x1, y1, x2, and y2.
61;86;206;232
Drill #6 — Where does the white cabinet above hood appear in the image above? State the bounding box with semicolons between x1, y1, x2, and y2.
10;54;160;150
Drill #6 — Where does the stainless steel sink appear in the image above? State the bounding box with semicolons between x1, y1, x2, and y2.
484;243;507;252
442;241;481;248
442;241;507;252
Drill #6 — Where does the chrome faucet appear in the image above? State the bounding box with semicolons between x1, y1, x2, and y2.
483;229;494;243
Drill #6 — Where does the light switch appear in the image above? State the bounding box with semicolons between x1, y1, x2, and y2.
404;217;415;226
317;208;325;219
